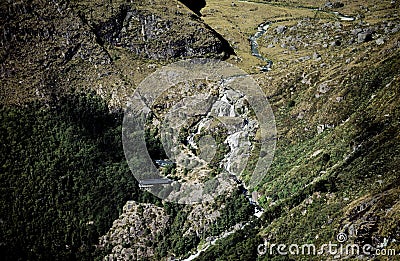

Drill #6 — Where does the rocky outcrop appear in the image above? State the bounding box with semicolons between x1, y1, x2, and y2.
98;201;169;260
0;0;234;106
324;1;345;9
357;31;374;43
81;1;234;60
337;188;400;259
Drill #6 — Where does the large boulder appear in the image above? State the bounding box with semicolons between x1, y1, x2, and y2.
357;32;373;43
325;1;345;8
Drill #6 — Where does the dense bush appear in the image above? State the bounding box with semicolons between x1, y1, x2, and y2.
0;92;140;259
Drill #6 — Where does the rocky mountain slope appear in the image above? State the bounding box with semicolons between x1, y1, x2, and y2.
0;0;233;107
98;201;169;260
0;0;235;259
198;0;400;260
1;0;399;260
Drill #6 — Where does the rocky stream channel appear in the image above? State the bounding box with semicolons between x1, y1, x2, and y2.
182;2;360;260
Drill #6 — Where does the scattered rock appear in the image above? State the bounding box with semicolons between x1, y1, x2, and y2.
330;39;341;46
357;32;373;43
317;124;325;134
313;52;321;60
351;28;363;35
298;56;311;62
297;111;305;119
318;82;331;93
275;25;287;34
376;38;385;45
147;63;157;69
384;26;392;34
325;1;344;9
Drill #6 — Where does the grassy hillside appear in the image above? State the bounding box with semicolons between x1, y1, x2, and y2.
1;0;399;260
198;0;400;260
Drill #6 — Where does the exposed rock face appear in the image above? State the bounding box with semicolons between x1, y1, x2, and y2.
98;201;169;260
324;1;345;9
357;32;373;43
82;1;234;60
337;188;400;259
0;0;234;106
146;79;254;203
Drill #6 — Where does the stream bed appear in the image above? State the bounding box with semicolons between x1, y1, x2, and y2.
244;0;355;72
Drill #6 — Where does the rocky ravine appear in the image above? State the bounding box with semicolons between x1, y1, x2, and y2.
140;81;247;202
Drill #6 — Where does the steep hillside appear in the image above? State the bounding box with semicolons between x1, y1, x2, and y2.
0;0;235;259
1;0;399;260
0;0;233;107
196;0;400;260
